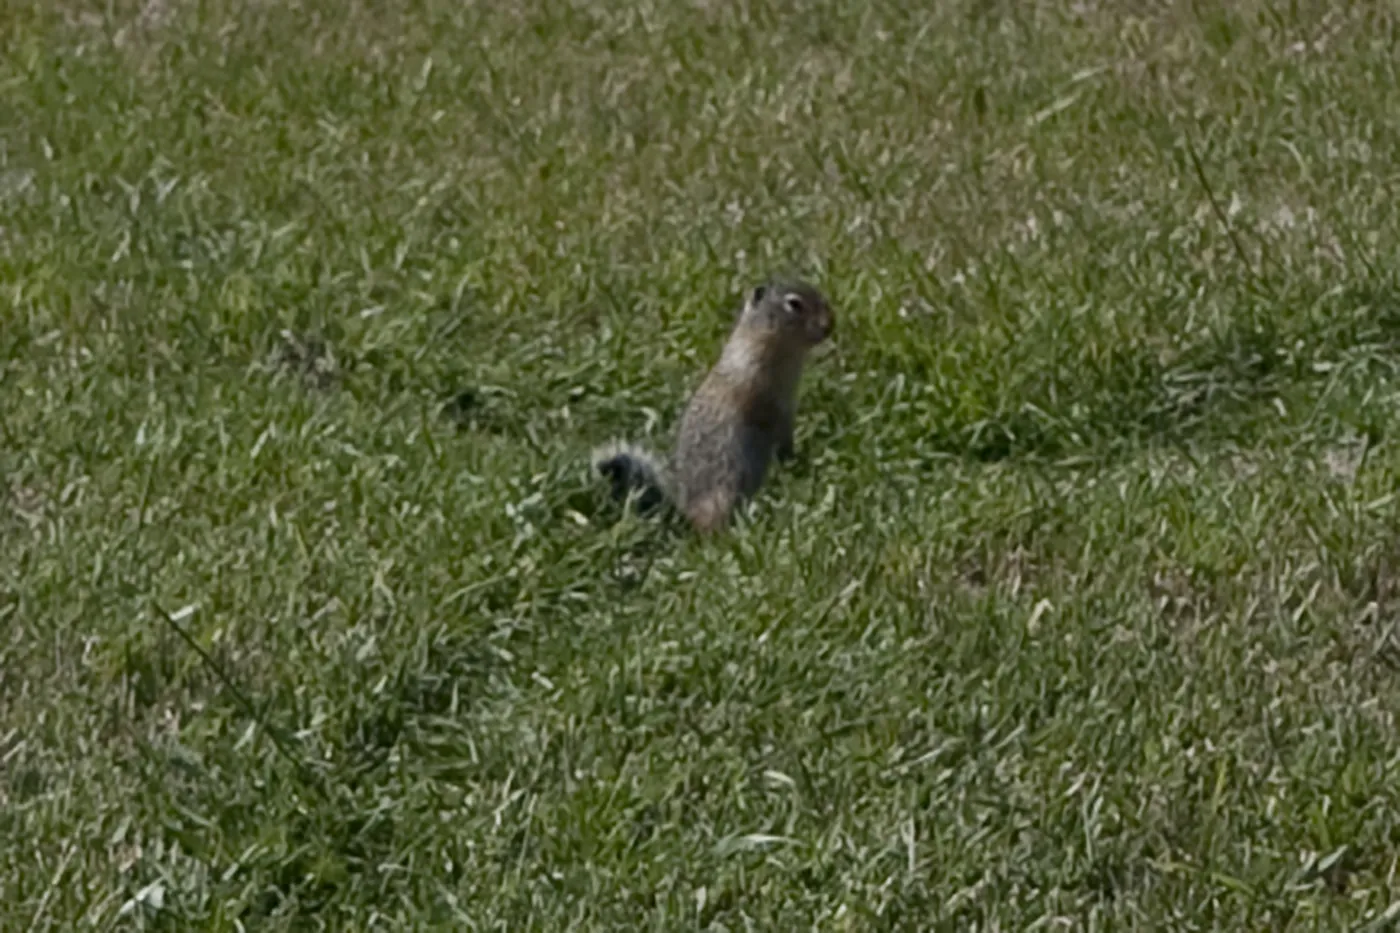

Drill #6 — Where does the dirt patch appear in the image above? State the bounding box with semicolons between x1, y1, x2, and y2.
266;330;340;391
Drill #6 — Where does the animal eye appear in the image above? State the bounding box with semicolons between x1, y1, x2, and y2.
783;294;805;314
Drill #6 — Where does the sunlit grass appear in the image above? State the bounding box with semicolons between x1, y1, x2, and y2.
5;0;1400;927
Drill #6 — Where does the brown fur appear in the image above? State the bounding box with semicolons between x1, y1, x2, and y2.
672;280;833;531
595;279;833;533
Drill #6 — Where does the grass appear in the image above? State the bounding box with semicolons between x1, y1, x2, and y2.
5;0;1400;927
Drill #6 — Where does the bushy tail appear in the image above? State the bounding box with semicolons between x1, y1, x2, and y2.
592;441;672;514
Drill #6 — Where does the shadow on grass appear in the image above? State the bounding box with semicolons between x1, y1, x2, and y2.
874;281;1400;463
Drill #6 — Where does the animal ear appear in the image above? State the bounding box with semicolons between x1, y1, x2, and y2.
749;285;766;306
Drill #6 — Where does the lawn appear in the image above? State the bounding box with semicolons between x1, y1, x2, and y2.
5;0;1400;928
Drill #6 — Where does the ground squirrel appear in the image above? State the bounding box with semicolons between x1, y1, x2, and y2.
594;279;834;533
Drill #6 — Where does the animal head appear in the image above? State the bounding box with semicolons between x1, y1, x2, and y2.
742;279;834;349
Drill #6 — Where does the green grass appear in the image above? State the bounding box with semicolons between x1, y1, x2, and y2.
5;0;1400;927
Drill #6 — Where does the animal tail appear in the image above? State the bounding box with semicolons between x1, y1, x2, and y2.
592;441;672;514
